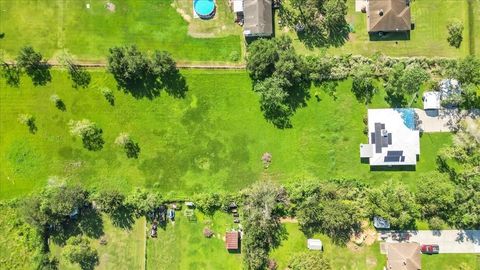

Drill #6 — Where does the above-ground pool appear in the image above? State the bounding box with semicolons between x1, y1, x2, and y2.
194;0;215;19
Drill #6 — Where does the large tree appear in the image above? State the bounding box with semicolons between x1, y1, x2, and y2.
93;190;125;214
385;63;429;103
454;56;480;85
125;188;162;217
351;64;376;104
416;173;455;221
62;236;98;270
242;181;288;270
16;46;51;86
255;77;293;129
246;38;278;81
107;45;151;89
368;181;419;229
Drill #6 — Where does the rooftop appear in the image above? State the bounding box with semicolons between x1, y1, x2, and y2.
360;109;420;166
386;242;421;270
367;0;411;33
225;231;239;250
243;0;273;37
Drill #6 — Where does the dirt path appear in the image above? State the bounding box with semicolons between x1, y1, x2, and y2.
3;59;246;70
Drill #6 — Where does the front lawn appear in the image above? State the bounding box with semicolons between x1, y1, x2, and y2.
270;223;386;270
50;215;146;270
422;253;480;269
0;0;241;63
146;210;242;270
0;69;452;199
282;0;472;58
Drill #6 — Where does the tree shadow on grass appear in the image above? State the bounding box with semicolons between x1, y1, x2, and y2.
120;77;162;100
385;93;407;107
50;208;104;246
163;71;188;98
110;206;135;230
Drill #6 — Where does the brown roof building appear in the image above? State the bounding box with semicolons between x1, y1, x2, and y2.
225;231;240;250
386;243;421;270
367;0;411;33
243;0;273;37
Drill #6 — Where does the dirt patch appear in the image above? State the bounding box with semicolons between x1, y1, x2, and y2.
176;7;192;22
366;256;377;268
280;217;298;223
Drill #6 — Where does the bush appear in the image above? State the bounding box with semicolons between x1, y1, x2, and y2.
68;119;104;151
18;113;36;133
447;20;463;48
50;94;66;111
229;51;240;62
93;190;125;214
114;133;140;158
194;192;221;215
101;87;115;105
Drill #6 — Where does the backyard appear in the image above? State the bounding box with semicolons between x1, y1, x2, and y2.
0;0;242;63
280;0;473;58
50;215;146;270
0;69;453;200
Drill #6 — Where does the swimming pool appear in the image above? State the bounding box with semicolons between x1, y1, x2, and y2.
194;0;215;19
396;108;416;130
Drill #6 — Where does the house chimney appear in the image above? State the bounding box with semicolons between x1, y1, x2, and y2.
379;9;384;16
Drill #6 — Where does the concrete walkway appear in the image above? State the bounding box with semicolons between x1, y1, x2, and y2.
415;109;479;132
379;230;480;254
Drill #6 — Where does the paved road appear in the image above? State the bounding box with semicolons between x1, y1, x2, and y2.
380;230;480;254
414;109;479;132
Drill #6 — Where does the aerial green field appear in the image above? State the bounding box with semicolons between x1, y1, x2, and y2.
147;211;242;270
0;0;241;63
50;215;146;270
0;69;452;199
281;0;472;58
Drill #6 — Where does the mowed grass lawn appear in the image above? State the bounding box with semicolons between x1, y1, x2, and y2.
283;0;472;58
147;211;242;270
0;0;241;63
50;215;146;270
0;69;451;199
271;223;480;270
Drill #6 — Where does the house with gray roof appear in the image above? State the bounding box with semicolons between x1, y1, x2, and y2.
360;109;420;166
243;0;273;37
367;0;411;33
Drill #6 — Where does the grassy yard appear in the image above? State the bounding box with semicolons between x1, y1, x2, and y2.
50;215;146;270
0;69;451;199
422;254;480;269
0;0;241;63
280;0;472;58
270;223;386;270
146;210;242;270
472;0;480;56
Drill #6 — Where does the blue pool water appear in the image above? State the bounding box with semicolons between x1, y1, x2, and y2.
396;108;415;130
194;0;215;17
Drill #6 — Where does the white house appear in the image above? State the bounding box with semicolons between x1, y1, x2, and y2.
360;109;420;166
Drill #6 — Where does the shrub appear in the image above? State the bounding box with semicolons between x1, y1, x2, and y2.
18;113;36;133
114;133;140;158
68;119;104;151
50;94;66;111
101;87;115;105
447;20;463;48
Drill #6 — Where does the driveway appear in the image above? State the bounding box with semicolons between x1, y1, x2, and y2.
414;109;479;132
380;230;480;254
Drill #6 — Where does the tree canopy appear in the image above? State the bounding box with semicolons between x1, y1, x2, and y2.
241;181;288;270
62;236;98;270
16;46;51;86
351;64;376;104
368;181;419;229
69;119;105;151
447;20;463;48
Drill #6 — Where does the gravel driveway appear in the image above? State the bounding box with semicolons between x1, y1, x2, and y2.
380;230;480;254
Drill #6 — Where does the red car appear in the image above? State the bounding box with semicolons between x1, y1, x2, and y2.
421;244;439;254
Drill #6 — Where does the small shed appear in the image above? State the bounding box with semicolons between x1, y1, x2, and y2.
233;0;243;13
373;216;390;229
307;239;323;250
226;231;240;250
422;91;441;110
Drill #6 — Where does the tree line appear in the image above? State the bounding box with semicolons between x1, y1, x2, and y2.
247;36;480;128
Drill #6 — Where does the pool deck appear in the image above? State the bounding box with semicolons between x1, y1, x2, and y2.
414;109;479;132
